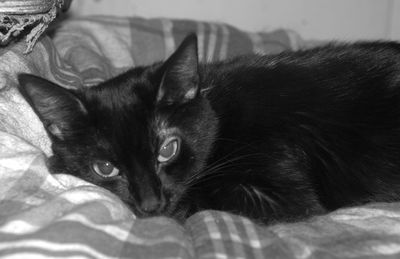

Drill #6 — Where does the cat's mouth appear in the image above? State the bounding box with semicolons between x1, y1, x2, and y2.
120;189;195;224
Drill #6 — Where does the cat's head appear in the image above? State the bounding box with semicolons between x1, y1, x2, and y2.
18;34;218;219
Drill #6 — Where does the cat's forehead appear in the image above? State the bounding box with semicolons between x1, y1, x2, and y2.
84;75;157;111
155;116;180;138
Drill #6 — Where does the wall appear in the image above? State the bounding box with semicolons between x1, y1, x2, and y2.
69;0;399;41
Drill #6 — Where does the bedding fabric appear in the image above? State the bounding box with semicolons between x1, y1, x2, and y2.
0;16;400;259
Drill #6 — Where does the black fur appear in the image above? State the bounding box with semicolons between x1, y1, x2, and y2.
18;34;400;224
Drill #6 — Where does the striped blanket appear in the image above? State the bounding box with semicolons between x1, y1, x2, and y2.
1;16;400;259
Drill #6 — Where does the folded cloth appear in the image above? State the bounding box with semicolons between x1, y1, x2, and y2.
0;0;72;53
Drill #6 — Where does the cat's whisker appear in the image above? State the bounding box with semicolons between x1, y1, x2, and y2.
200;86;213;94
252;186;280;214
186;165;255;187
206;151;270;171
239;184;282;216
184;162;238;185
214;138;263;151
240;184;257;209
198;145;250;171
211;140;266;161
185;152;272;186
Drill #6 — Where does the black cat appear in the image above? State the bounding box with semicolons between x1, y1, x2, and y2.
18;34;400;224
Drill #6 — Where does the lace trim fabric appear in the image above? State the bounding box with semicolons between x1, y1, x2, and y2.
0;0;69;53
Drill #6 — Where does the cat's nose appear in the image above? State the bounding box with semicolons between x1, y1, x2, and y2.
139;195;165;214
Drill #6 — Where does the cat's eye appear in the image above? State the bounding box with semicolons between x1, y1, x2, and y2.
92;160;120;178
158;137;180;163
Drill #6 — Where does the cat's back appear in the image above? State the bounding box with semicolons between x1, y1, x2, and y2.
272;41;400;65
206;41;400;81
201;41;400;211
202;41;400;159
204;41;400;121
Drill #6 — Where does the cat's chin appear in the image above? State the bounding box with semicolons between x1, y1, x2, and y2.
121;199;191;224
167;207;191;224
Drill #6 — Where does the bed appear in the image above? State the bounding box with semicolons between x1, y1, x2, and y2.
1;3;400;259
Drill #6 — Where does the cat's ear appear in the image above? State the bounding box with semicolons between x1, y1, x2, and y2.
18;74;87;141
157;33;199;105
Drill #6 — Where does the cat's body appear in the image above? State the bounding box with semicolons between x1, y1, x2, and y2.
18;35;400;224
